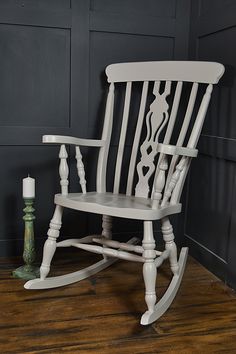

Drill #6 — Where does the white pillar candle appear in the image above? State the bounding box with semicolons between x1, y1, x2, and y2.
23;176;35;198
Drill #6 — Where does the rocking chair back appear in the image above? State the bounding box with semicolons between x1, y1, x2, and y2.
97;61;224;208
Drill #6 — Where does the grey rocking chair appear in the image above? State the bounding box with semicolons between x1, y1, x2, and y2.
25;61;224;325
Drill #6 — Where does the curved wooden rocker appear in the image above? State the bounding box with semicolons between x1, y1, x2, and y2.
141;247;188;325
24;258;117;290
24;61;224;325
24;236;139;290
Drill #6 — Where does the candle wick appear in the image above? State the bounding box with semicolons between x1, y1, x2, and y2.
28;174;30;177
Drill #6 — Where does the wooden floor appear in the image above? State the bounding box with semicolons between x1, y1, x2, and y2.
1;250;236;354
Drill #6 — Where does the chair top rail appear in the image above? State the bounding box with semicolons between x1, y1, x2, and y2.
106;61;225;84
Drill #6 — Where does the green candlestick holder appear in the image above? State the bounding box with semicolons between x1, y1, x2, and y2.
13;198;40;280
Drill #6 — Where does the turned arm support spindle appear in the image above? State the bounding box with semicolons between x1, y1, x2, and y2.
152;155;168;209
75;146;87;194
44;136;104;196
59;145;69;195
161;156;187;207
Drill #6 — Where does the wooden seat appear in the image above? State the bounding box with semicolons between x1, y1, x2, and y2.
55;192;182;220
24;61;225;325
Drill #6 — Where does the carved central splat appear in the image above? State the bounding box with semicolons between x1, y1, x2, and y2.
135;81;171;198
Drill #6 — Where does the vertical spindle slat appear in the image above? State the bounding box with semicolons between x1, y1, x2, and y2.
163;82;199;197
75;146;86;194
177;82;199;146
170;84;213;204
97;83;115;193
188;84;213;148
126;81;149;196
59;145;69;195
113;81;132;194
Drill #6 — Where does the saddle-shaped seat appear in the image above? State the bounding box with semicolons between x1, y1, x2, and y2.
55;191;182;220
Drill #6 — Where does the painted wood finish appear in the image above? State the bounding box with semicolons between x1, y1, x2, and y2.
25;61;224;325
106;61;224;84
59;145;69;195
75;146;87;194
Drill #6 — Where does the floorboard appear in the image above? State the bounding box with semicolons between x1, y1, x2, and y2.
0;250;236;354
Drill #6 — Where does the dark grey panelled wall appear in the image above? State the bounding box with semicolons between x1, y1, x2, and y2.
0;0;190;257
1;0;234;290
186;0;236;288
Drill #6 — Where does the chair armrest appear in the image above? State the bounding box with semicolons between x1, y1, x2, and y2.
157;143;198;158
42;135;105;147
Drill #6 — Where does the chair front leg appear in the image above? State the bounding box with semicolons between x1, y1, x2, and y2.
142;221;157;314
161;216;179;275
40;205;63;280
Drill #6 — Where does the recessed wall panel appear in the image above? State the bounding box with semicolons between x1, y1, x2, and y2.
88;31;174;139
199;0;233;16
90;0;176;18
198;27;236;138
0;24;70;127
0;0;70;10
185;155;234;261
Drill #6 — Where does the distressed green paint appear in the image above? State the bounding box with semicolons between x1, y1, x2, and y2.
12;198;40;280
23;199;36;265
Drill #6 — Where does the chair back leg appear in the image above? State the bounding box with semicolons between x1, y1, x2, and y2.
161;217;179;275
102;215;112;239
102;215;112;261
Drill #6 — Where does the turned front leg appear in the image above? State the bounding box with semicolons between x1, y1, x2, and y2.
142;221;157;313
40;205;63;279
161;217;179;275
